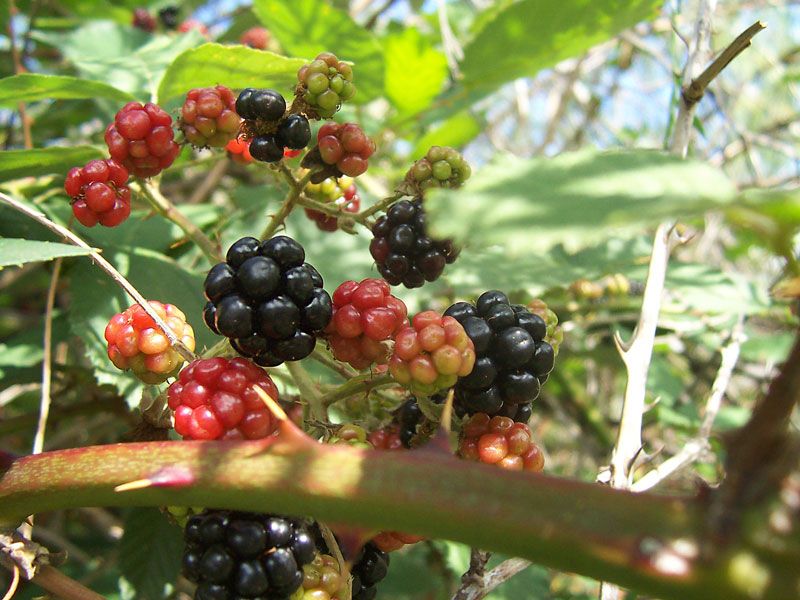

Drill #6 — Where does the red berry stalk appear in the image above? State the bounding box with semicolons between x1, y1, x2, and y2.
105;102;180;178
105;301;195;384
459;413;545;472
180;85;241;148
389;311;476;395
325;278;407;370
167;357;280;441
64;158;131;227
240;26;270;49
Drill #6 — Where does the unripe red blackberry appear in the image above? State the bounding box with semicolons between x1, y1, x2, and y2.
240;26;270;49
64;158;131;227
167;357;280;440
105;301;195;384
325;278;408;370
178;19;209;37
104;102;180;178
226;136;254;164
304;176;360;231
445;291;556;416
316;122;374;177
182;510;316;599
459;413;545;472
180;85;241;148
367;424;403;451
296;52;356;118
406;146;471;193
370;199;459;288
389;311;476;395
132;8;156;32
203;236;332;366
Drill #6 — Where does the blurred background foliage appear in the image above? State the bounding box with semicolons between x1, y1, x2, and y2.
0;0;798;598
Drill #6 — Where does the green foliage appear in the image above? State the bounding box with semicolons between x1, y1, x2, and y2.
0;238;92;267
0;147;104;182
0;74;135;106
460;0;662;95
118;509;182;600
426;150;737;253
384;27;449;117
252;0;384;101
157;44;306;104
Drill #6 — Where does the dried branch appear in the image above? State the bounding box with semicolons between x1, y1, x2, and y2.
0;192;197;363
455;558;533;600
631;317;745;492
452;548;491;600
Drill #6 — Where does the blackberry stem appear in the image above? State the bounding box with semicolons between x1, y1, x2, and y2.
353;192;403;225
260;164;314;240
319;374;395;407
285;361;326;421
310;345;359;379
133;180;222;263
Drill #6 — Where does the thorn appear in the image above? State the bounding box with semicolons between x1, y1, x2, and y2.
251;386;313;451
253;385;288;421
114;465;195;492
613;330;630;354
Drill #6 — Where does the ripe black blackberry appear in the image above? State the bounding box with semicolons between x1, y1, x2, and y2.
182;510;316;599
351;542;390;600
203;236;332;366
158;5;179;29
236;89;286;122
369;199;458;289
445;291;555;416
234;89;311;163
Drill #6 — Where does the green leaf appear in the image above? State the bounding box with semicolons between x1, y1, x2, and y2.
0;238;92;267
384;28;448;116
0;146;104;182
119;508;182;600
33;21;204;99
0;74;135;107
460;0;661;94
410;111;482;158
158;43;305;104
252;0;384;102
426;149;738;254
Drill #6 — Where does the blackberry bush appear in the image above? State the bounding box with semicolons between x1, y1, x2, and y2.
445;291;556;416
203;236;332;366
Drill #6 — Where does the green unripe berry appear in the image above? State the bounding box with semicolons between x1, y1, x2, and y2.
427;146;447;162
459;160;472;181
338;63;353;81
317;89;340;112
306;72;330;95
432;160;452;181
329;75;345;94
303;92;318;104
339;82;356;101
307;59;328;75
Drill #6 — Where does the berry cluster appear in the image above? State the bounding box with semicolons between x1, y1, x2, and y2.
203;236;332;366
182;510;316;599
389;311;476;395
366;425;403;450
325;278;408;370
167;357;280;440
459;414;545;472
296;52;356;118
180;85;241;148
304;176;360;232
64;158;131;227
105;101;180;178
290;553;344;600
240;26;270;49
236;89;311;163
132;8;156;32
405;146;471;192
350;542;389;600
315;122;375;178
370;200;459;288
445;291;555;416
105;301;195;384
226;137;254;164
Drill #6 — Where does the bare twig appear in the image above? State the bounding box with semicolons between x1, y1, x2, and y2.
453;557;532;600
132;180;222;262
631;317;746;492
452;549;491;600
28;565;105;600
1;564;19;600
33;258;62;456
0;192;197;363
187;158;228;205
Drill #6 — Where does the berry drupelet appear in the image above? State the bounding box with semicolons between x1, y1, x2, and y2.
182;510;316;600
370;199;459;288
445;290;556;416
64;158;131;227
203;236;332;366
